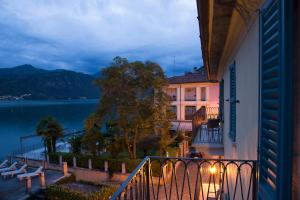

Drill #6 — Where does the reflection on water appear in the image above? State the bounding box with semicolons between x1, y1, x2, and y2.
0;99;98;158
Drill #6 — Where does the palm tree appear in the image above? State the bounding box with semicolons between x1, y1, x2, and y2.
36;116;63;153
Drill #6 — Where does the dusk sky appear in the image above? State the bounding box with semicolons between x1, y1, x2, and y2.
0;0;202;76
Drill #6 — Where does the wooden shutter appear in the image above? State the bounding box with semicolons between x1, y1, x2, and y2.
259;0;293;199
229;63;236;142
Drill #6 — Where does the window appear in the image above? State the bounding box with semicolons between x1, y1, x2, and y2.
166;88;177;101
170;106;177;120
201;87;206;101
185;106;196;120
229;62;236;142
185;88;196;101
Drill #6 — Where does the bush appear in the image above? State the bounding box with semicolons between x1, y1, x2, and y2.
45;184;117;200
88;186;117;200
46;185;86;200
56;174;76;185
124;159;142;172
62;153;74;167
76;155;90;168
151;160;163;177
166;147;179;157
91;156;105;170
48;152;59;164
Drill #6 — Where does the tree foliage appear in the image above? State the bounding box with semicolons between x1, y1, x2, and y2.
94;57;172;158
81;114;104;156
68;135;83;154
36;116;63;153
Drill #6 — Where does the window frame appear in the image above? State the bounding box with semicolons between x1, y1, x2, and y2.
184;106;196;120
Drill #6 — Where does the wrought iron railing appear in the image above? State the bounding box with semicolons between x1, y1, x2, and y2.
193;126;223;144
111;156;258;200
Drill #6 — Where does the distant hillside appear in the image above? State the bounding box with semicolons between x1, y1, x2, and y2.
0;64;100;100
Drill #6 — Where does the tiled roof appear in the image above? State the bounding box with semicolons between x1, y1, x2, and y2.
167;68;215;84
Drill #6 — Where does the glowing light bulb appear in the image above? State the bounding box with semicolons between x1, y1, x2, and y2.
209;166;217;174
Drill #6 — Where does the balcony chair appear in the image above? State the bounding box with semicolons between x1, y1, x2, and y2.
17;166;43;181
0;162;17;173
1;164;27;179
0;160;8;168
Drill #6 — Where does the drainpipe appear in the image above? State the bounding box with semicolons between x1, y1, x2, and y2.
179;84;182;121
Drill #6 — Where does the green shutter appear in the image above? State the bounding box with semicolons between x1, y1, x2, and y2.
229;62;236;142
259;0;293;199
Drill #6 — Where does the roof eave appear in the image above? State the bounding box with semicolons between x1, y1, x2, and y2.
196;0;234;80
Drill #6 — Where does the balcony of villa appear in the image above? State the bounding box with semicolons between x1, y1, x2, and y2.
191;107;223;157
192;124;224;156
111;156;258;200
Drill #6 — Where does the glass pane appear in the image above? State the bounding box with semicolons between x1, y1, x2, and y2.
170;106;177;120
201;87;206;101
185;106;196;120
166;88;177;101
185;88;196;101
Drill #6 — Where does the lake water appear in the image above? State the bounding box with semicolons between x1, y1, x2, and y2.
0;99;98;159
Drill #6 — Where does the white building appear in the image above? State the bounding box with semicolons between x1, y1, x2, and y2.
197;0;299;198
166;68;219;132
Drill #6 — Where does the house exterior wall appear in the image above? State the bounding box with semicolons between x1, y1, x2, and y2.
167;82;219;121
222;17;259;160
293;2;300;198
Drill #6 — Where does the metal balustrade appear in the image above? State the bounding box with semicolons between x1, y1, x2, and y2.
194;126;223;144
111;156;258;200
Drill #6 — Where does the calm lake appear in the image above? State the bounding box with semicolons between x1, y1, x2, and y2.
0;99;98;159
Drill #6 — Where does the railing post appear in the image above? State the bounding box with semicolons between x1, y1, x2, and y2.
39;172;46;189
145;158;150;200
46;155;50;164
26;177;32;193
63;162;68;176
59;155;62;166
73;157;77;168
252;161;258;200
104;161;108;172
88;159;92;169
122;162;126;174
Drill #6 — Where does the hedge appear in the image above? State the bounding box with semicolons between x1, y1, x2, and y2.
45;185;117;200
48;152;59;164
46;185;86;200
48;146;179;175
48;153;142;174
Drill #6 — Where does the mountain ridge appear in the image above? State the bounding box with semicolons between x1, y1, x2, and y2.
0;65;100;100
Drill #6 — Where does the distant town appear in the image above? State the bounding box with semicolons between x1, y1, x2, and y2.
0;94;32;101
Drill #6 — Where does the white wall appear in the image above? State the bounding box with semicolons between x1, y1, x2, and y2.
168;82;219;121
222;18;259;160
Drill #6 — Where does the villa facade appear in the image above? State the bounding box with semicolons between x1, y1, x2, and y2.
197;0;299;199
167;69;219;132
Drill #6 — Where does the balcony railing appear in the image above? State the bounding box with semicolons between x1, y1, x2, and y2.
111;156;258;200
194;125;223;144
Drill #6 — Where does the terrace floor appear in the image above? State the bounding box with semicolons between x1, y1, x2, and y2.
0;168;63;200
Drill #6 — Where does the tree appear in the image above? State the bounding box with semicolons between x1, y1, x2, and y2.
81;126;104;156
107;135;124;158
68;135;83;154
94;57;172;159
36;116;63;153
81;113;104;156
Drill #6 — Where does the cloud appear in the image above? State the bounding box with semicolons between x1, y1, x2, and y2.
0;0;202;75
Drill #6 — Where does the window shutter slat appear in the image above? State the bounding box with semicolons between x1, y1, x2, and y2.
259;0;293;199
229;62;236;142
